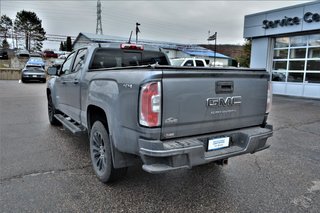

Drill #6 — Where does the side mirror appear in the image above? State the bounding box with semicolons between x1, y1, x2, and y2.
47;67;58;75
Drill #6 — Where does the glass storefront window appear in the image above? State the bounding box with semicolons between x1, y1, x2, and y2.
308;47;320;58
289;61;305;71
290;36;308;47
272;72;286;82
290;48;306;59
273;61;287;70
308;34;320;46
275;37;289;48
305;73;320;83
307;60;320;71
287;72;304;82
274;49;288;59
272;33;320;84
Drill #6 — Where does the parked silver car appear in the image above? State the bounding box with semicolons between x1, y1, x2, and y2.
21;64;46;83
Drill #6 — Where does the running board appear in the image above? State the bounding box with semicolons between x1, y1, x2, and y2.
54;114;86;135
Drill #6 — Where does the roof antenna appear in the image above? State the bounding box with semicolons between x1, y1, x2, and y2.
128;31;133;44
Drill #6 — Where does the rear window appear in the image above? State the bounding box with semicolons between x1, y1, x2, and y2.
25;66;44;72
28;57;43;62
171;59;184;66
26;65;42;68
195;60;205;67
183;60;194;67
90;48;169;69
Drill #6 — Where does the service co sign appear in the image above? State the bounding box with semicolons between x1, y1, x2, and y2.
262;12;320;29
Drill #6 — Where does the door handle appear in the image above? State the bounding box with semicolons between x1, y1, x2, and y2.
73;79;79;84
215;81;234;94
61;81;66;84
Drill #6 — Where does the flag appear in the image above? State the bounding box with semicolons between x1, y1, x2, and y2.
207;32;217;41
136;22;141;34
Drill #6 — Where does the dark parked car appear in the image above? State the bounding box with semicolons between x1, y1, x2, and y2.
43;50;58;58
21;64;46;83
0;49;9;59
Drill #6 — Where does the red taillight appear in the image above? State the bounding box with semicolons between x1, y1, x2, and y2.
139;82;161;127
121;43;144;50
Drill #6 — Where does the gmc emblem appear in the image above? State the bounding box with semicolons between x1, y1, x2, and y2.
207;96;242;107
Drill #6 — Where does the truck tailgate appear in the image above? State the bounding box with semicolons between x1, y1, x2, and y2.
161;69;269;140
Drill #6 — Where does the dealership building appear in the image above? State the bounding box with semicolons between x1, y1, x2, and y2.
244;1;320;99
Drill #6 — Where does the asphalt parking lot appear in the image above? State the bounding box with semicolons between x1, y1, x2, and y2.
0;80;319;212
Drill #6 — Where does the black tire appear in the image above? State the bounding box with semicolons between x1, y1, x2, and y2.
48;94;61;126
42;79;46;83
90;121;127;183
21;78;26;83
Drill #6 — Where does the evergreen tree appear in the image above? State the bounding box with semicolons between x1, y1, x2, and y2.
66;36;72;51
14;10;46;51
2;39;10;49
0;15;13;48
236;40;251;68
59;41;64;51
0;15;13;40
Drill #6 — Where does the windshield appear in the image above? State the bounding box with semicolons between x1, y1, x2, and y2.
170;59;185;66
90;48;169;69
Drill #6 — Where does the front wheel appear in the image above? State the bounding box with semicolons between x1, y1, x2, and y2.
90;121;127;183
48;94;61;126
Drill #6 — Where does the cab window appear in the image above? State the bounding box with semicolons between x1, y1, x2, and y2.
183;60;194;67
60;52;75;75
72;49;87;73
195;60;205;67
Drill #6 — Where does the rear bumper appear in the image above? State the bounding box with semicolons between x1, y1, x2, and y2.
22;76;46;82
139;125;273;173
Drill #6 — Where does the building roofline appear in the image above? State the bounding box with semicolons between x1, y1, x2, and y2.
72;32;90;48
245;1;318;18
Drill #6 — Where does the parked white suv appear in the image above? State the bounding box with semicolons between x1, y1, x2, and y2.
170;58;208;67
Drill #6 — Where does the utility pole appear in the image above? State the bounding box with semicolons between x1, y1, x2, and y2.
96;0;103;35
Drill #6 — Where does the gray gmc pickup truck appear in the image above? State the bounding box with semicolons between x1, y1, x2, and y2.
47;43;273;183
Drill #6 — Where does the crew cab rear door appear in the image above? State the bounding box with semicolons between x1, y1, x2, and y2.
55;49;87;123
160;69;269;140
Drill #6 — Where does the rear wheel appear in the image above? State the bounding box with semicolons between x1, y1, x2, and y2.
90;121;127;183
48;94;61;126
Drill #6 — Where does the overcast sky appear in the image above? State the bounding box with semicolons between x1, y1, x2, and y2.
0;0;313;50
